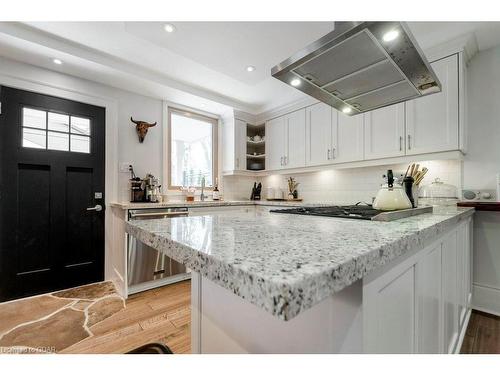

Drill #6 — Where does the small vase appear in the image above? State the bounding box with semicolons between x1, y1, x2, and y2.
293;190;298;199
288;193;294;200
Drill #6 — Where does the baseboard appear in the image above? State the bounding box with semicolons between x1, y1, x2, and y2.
127;273;191;295
111;267;127;298
472;284;500;317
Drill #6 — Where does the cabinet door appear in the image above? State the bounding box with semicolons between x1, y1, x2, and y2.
406;54;459;155
284;109;306;169
457;222;470;329
364;103;405;160
442;230;459;354
333;111;364;163
364;265;416;353
235;119;247;171
266;116;286;171
305;103;332;166
416;244;442;353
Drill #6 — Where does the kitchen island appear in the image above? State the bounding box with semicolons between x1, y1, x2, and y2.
125;206;474;354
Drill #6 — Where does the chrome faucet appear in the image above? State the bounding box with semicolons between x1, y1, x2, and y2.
200;176;206;201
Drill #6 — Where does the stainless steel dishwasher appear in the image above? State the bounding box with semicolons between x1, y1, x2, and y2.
127;207;190;294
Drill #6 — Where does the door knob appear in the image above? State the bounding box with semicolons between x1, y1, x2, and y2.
86;204;103;212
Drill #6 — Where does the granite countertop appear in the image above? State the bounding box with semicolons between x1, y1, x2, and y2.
125;205;474;321
111;200;316;210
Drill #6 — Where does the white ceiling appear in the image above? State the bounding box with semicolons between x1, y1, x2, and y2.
1;21;500;115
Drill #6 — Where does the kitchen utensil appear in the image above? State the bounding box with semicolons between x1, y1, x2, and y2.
373;170;412;211
403;176;416;208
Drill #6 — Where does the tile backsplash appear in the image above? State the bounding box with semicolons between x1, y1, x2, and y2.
222;160;462;203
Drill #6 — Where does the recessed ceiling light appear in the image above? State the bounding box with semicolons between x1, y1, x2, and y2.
382;29;399;42
246;65;256;72
290;78;301;87
52;58;63;65
164;23;176;33
342;106;352;114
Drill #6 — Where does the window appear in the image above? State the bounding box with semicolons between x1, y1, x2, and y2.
168;108;218;189
22;107;91;153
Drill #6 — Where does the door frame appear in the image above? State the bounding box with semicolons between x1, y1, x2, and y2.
0;70;121;294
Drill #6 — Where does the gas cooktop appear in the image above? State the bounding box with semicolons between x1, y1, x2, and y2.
270;205;384;220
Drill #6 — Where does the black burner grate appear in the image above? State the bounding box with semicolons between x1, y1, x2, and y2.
270;205;384;220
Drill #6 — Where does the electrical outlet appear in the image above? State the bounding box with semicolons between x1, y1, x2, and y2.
119;162;131;173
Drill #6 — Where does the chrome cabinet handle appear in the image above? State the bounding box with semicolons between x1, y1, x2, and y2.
280;156;283;166
87;204;103;212
399;136;403;151
407;135;411;150
284;156;287;165
327;149;331;160
331;148;335;159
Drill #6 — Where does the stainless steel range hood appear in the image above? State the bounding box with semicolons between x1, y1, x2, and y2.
271;22;441;115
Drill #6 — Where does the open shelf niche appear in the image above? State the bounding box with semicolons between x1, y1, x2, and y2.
246;123;265;171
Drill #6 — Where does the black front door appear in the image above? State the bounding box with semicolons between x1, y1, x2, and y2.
0;86;105;302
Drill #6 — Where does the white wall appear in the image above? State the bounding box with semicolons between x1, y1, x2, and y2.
226;160;461;204
464;45;500;194
115;92;163;202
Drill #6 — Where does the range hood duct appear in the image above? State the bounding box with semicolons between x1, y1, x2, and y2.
271;22;441;115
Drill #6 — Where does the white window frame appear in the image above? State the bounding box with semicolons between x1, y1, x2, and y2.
166;105;219;190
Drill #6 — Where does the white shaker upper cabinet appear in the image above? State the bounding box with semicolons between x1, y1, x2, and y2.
305;103;333;166
283;109;306;169
265;116;286;171
364;103;405;160
234;119;247;171
332;110;364;163
405;54;459;155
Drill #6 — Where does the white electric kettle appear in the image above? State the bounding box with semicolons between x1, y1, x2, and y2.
373;170;412;211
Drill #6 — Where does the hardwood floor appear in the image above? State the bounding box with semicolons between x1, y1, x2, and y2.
2;278;498;354
461;310;500;354
61;280;191;354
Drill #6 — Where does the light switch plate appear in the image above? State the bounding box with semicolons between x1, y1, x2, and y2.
119;162;131;173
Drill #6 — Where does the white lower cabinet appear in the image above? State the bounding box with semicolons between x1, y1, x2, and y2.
442;230;459;353
364;219;472;353
416;244;442;353
364;265;415;353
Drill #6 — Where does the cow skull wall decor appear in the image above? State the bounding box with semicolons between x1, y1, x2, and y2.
131;117;157;143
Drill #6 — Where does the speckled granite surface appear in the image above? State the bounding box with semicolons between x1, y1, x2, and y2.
111;200;327;210
125;206;474;321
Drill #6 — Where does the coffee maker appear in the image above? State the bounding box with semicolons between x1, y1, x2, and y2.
129;166;161;203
